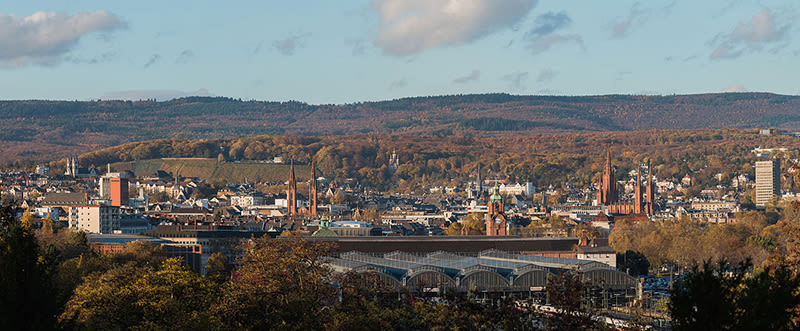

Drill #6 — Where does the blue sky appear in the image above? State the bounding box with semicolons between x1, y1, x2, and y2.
1;0;799;104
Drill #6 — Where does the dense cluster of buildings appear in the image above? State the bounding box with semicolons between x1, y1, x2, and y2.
1;146;789;277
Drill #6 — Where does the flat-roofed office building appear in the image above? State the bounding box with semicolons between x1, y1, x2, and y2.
755;160;780;207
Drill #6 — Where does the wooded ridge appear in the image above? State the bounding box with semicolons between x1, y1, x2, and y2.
2;92;799;162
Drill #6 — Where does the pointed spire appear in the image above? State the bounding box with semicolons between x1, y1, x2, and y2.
309;159;317;217
646;158;654;216
288;159;296;216
599;145;618;205
477;163;482;198
635;161;642;214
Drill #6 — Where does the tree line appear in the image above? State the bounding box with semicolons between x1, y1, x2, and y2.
5;203;800;329
62;129;800;195
3;92;800;163
0;203;615;330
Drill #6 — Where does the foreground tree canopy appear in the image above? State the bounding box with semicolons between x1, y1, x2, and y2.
4;201;800;329
670;260;800;330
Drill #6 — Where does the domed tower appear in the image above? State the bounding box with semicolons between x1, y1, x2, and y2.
485;184;507;236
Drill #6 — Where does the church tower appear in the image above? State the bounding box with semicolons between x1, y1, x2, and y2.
65;156;78;177
287;160;297;216
597;146;618;205
634;162;643;214
309;159;317;217
485;184;507;236
646;159;655;216
389;149;399;172
477;163;483;199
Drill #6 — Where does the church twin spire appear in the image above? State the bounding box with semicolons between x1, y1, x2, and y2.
286;159;317;218
598;146;656;216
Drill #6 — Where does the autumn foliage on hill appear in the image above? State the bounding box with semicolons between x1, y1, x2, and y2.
59;129;800;192
2;92;800;162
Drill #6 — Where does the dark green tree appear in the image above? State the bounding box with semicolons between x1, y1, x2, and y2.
60;258;220;330
0;203;59;330
670;259;800;330
617;250;650;277
213;235;337;330
736;264;800;330
204;252;231;284
669;260;742;330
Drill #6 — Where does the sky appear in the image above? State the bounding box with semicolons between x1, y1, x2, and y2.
1;0;799;104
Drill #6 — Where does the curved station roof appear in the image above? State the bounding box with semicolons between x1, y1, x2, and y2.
327;249;637;292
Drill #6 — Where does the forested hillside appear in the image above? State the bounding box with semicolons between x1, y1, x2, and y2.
53;129;800;193
2;93;799;162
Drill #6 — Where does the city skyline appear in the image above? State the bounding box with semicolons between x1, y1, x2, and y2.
1;0;799;104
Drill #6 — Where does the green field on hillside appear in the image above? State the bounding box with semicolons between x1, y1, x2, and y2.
112;158;312;183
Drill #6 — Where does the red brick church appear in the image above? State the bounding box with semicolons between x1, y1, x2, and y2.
597;146;655;217
485;184;507;236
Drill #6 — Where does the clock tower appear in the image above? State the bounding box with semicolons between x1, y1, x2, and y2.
485;184;507;236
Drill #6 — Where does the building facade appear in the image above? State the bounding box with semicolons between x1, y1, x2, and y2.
75;205;120;234
755;160;781;207
485;185;507;236
110;177;129;207
597;148;656;217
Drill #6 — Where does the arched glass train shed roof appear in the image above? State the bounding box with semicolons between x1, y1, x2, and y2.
328;250;636;292
479;249;611;271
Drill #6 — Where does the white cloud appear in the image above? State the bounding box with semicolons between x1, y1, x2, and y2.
730;10;786;42
710;10;789;59
374;0;537;56
103;88;212;101
0;10;125;67
721;85;746;93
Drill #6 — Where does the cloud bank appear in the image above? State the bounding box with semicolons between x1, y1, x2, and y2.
711;10;789;59
0;10;125;67
374;0;537;56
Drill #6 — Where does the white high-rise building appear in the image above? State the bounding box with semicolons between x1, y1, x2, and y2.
755;160;780;207
74;205;120;234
